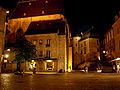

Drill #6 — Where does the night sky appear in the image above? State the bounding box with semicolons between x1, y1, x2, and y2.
0;0;120;36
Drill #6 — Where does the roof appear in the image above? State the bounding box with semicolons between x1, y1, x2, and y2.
25;20;65;35
10;0;64;19
79;28;99;42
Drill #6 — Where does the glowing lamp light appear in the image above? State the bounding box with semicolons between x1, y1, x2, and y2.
7;49;10;51
115;58;120;60
4;60;7;63
97;70;102;72
68;68;71;72
6;11;9;14
32;60;34;62
4;54;9;58
98;56;100;60
46;60;52;62
103;51;106;53
76;36;80;41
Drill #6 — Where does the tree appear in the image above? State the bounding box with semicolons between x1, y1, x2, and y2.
14;28;37;72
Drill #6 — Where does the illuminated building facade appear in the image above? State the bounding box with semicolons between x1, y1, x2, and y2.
0;7;7;73
77;29;100;70
5;0;72;72
72;36;81;69
104;13;120;67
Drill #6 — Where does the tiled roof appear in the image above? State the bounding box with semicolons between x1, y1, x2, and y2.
79;29;99;41
10;0;64;19
25;20;65;35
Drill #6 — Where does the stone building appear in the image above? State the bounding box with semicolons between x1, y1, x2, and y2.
77;29;100;70
104;12;120;71
4;0;72;72
0;7;7;73
72;35;81;69
104;13;120;59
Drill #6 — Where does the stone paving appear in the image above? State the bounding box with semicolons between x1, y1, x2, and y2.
1;72;120;90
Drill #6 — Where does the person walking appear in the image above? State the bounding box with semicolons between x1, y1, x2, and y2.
117;65;120;73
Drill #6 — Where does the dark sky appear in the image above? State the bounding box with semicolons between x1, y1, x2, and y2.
65;0;120;35
0;0;120;36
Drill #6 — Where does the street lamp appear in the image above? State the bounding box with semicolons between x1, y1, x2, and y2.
4;54;9;58
103;51;106;54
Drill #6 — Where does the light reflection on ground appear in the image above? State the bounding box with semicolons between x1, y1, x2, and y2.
1;72;120;90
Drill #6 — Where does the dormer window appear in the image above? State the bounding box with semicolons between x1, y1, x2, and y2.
23;13;26;16
29;3;31;5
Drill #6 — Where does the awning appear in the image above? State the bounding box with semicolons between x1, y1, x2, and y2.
111;58;120;62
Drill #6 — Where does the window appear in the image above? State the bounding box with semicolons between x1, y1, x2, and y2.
39;39;43;45
81;44;83;48
33;40;37;45
97;48;99;52
76;52;78;54
46;50;50;58
84;47;86;54
84;41;86;46
46;39;51;47
39;51;43;57
117;26;119;34
76;43;77;47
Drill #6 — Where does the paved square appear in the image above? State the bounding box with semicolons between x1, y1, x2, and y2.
1;72;120;90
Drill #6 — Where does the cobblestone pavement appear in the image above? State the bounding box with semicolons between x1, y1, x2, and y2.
1;72;120;90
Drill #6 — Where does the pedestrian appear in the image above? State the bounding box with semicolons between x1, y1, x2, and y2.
33;64;36;74
85;66;88;73
33;67;36;74
117;65;120;73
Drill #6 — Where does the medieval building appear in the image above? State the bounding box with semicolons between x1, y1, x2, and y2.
72;28;100;71
0;7;7;73
3;0;72;72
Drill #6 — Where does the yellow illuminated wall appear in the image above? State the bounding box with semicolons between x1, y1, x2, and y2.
8;14;64;33
8;13;72;72
0;7;7;73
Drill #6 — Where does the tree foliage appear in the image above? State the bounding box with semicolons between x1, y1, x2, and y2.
14;28;37;62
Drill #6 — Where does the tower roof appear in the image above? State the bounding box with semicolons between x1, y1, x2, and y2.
10;0;64;19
